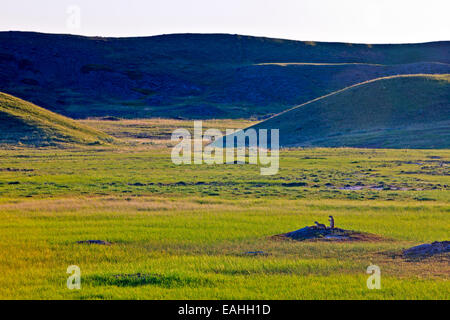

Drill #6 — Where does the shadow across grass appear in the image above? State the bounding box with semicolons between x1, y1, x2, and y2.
87;273;217;288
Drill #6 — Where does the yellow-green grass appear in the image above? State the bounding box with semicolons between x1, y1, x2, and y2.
0;92;115;147
79;118;255;146
0;130;448;299
0;146;447;202
0;197;448;299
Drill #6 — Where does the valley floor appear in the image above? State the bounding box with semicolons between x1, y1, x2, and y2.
0;119;448;299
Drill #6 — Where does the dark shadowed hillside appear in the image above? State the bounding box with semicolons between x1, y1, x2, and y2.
0;32;449;119
0;92;114;147
225;74;449;149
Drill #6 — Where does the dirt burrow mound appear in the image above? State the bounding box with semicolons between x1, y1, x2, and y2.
403;241;449;258
273;226;385;242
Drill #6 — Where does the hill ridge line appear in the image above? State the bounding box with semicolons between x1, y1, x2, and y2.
255;62;450;67
259;73;450;123
2;31;450;45
256;62;385;67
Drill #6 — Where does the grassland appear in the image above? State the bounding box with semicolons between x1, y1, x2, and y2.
0;119;448;299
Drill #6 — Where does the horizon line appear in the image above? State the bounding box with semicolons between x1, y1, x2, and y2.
2;30;449;46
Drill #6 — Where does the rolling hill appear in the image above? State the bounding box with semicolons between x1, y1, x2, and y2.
216;74;450;149
0;92;114;146
1;32;449;119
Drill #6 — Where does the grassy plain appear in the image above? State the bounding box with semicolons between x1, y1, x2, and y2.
0;119;448;299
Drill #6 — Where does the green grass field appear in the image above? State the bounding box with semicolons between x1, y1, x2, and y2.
0;119;448;299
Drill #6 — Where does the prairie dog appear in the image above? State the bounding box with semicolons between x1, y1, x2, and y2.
314;221;327;229
328;216;335;229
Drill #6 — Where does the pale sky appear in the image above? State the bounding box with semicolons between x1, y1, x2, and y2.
1;0;449;43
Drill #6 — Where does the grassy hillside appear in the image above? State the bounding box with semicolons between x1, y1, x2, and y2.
0;92;114;146
1;32;449;119
220;74;450;149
